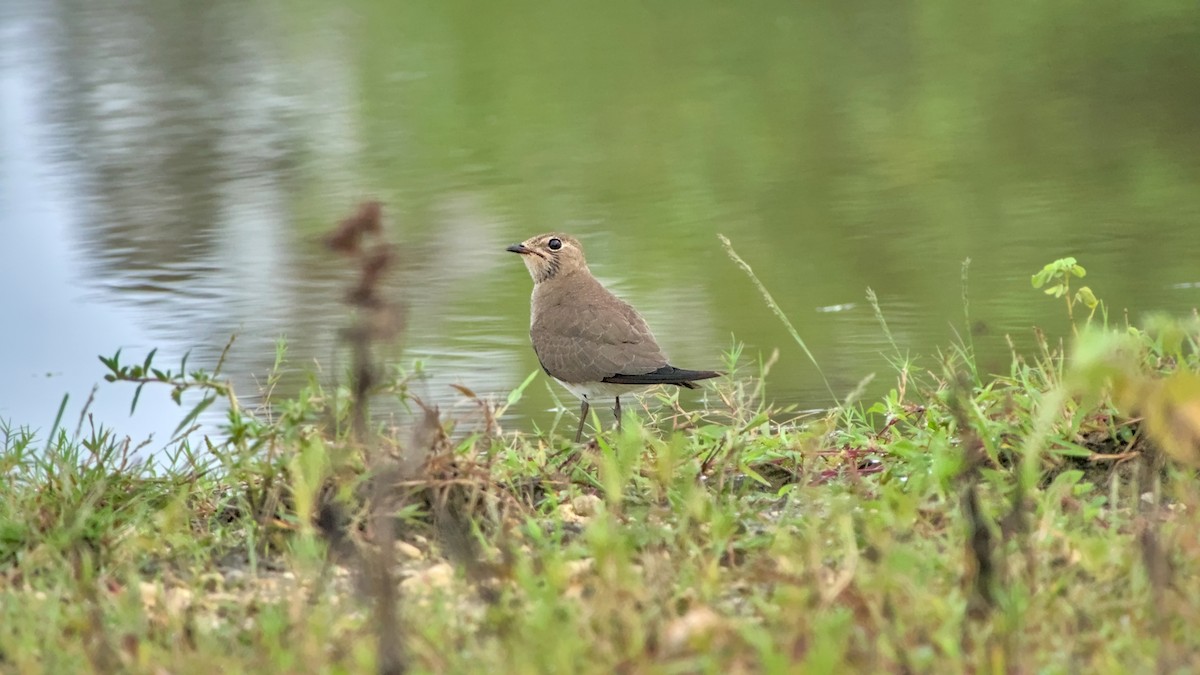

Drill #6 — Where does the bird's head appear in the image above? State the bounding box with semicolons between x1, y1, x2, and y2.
506;233;587;284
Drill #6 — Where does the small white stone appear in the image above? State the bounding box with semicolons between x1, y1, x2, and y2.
662;606;723;655
400;562;456;592
564;558;594;579
395;541;424;560
571;494;603;518
164;587;194;616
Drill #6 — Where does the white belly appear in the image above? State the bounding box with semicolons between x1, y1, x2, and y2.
555;379;650;403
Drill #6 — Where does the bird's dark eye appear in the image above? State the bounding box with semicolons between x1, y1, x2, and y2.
547;238;562;251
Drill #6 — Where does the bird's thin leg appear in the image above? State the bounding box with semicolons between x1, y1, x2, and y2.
614;396;622;432
575;398;589;443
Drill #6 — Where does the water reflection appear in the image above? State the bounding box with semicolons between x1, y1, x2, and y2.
2;0;1200;446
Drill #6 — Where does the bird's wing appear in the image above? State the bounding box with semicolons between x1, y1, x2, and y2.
531;290;668;384
601;365;720;387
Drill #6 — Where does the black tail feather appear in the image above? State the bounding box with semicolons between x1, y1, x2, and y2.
602;365;721;388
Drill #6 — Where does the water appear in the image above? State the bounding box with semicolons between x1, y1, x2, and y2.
3;0;1199;444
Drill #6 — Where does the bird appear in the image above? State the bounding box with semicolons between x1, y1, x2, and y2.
507;233;720;442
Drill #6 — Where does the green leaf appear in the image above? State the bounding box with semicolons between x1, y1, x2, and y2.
506;369;540;407
173;395;216;439
739;465;772;487
1047;469;1085;489
130;382;146;415
1052;441;1094;458
738;411;771;435
44;393;68;453
1075;286;1098;310
142;348;158;372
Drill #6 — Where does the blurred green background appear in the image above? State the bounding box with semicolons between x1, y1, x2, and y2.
2;0;1199;438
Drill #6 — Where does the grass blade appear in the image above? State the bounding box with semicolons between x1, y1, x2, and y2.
719;234;837;405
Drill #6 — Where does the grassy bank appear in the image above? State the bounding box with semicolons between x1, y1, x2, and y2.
3;248;1199;674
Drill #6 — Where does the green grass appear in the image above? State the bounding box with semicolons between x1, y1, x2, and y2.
3;264;1200;673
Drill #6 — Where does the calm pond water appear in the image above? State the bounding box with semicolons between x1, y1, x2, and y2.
3;0;1200;445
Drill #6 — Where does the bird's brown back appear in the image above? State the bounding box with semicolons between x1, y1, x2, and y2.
529;269;669;384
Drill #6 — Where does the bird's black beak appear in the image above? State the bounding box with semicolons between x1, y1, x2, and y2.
506;243;530;255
